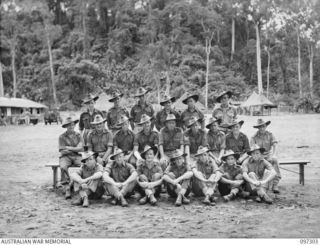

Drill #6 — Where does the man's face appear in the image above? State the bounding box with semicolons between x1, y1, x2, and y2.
96;122;104;131
164;101;172;110
232;123;241;134
198;152;208;163
66;122;75;132
174;156;184;167
113;97;120;107
210;122;219;132
187;98;195;108
221;95;229;105
252;150;262;161
115;153;125;164
143;120;151;131
145;149;155;162
121;120;129;130
258;124;267;133
138;95;145;103
87;100;95;110
166;120;176;130
226;155;236;165
191;121;200;131
85;155;96;169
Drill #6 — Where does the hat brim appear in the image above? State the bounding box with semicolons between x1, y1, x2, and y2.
82;96;99;104
109;93;124;102
221;153;240;162
216;91;232;103
62;119;79;128
247;147;266;156
90;118;107;125
182;95;199;105
160;97;176;106
194;149;210;157
187;118;202;128
110;151;124;161
116;118;131;127
81;152;98;163
136;116;153;126
206;118;222;129
227;120;244;129
253;121;271;128
134;89;151;97
141;146;158;159
170;153;187;160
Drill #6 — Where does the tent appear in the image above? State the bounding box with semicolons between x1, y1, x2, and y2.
94;92;114;112
241;92;277;116
174;92;207;113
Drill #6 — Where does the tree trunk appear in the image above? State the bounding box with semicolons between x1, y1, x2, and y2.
309;44;314;99
45;24;58;106
11;42;17;98
0;62;4;97
231;17;235;61
267;48;270;98
255;24;263;94
297;29;302;98
82;0;89;58
205;36;212;110
165;71;170;95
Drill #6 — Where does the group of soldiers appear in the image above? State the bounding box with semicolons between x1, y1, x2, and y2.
58;88;281;208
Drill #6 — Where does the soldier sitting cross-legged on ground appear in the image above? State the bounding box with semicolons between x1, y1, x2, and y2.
136;145;163;206
162;149;193;206
191;146;222;205
103;149;138;207
69;151;105;208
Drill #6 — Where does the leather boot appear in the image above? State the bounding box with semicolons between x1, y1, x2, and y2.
175;193;182;206
82;196;89;207
71;197;83;206
149;194;157;205
139;196;148;205
202;195;211;205
262;193;273;204
65;187;71;199
272;185;280;194
120;195;128;207
182;195;190;204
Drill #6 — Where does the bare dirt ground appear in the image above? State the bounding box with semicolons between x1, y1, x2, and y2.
0;114;319;238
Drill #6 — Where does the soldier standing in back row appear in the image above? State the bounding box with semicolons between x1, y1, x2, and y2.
106;90;130;134
79;93;103;145
130;87;155;133
180;93;205;130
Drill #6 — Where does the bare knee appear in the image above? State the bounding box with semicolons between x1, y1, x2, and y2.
152;173;162;181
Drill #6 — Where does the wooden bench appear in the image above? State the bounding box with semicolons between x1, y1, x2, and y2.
45;164;80;190
279;160;310;185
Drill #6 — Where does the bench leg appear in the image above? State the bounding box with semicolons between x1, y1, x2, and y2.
52;167;58;190
299;164;305;186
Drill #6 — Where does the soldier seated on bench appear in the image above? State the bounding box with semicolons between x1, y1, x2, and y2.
68;151;105;208
242;145;276;204
59;117;84;184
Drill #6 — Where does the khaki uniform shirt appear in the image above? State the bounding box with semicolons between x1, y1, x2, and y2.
113;129;135;153
219;162;243;180
107;106;129;129
159;127;184;152
207;130;226;156
76;163;103;179
155;108;181;131
134;130;159;153
130;101;154;124
180;107;204;128
79;109;103;131
212;104;237;126
242;157;273;179
59;131;82;156
137;160;163;181
87;129;113;153
226;132;250;155
251;130;277;155
192;157;220;179
184;129;207;155
105;161;136;183
165;162;191;178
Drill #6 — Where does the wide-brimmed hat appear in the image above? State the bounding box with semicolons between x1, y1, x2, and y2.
141;145;158;159
136;114;152;125
186;116;202;128
194;146;210;157
90;114;107;125
109;90;124;102
164;114;177;123
82;93;99;104
206;117;222;129
247;144;266;155
182;93;199;104
81;151;98;163
221;150;240;162
110;148;125;161
216;91;232;103
227;119;244;129
253;118;271;128
62;117;79;128
160;94;176;106
116;115;130;127
134;87;151;97
170;149;187;160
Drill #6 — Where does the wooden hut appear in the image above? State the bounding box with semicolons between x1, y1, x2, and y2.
241;92;277;116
